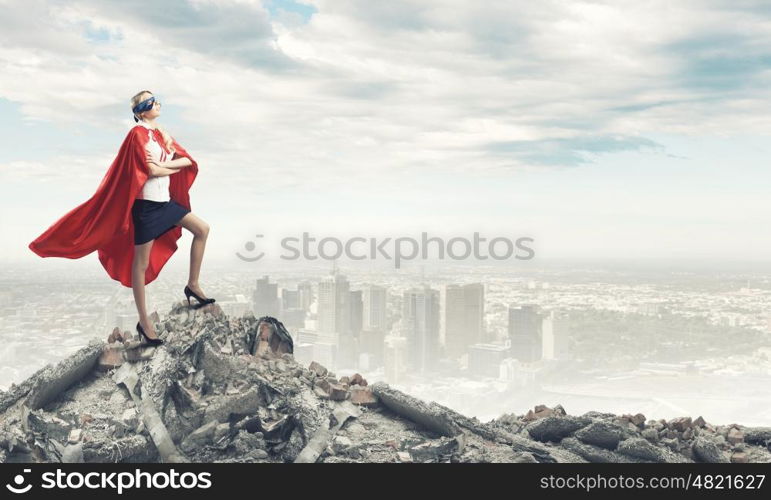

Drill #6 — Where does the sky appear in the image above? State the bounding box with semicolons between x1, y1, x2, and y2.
1;0;770;267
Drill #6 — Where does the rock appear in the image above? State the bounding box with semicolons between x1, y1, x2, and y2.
692;437;729;463
575;421;626;450
350;373;368;387
82;435;157;463
344;422;366;436
109;391;129;405
408;437;462;462
693;416;706;428
350;386;378;407
332;436;353;454
396;451;412;463
617;438;689;463
68;429;82;444
513;452;539;463
180;421;218;453
314;378;331;394
213;423;231;443
561;437;644;463
313;386;330;399
124;346;157;363
743;427;771;445
669;417;692;432
328;383;348;401
308;361;328;378
731;452;748;463
261;415;292;442
120;409;139;431
202;387;263;424
727;428;744;445
641;428;658;442
62;443;84;463
526;416;591;443
107;327;122;343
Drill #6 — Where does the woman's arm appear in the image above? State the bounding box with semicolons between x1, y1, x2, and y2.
161;153;193;170
146;153;178;177
147;162;178;177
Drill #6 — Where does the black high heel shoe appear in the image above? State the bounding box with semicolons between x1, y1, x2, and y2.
136;321;163;346
184;285;216;309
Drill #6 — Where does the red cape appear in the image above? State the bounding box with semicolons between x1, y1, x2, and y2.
28;125;198;288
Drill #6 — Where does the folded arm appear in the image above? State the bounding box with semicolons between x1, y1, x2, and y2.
146;152;193;177
163;153;194;170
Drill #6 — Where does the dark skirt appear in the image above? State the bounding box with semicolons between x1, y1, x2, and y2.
132;199;190;245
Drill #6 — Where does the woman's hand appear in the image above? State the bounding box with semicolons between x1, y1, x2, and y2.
146;152;161;175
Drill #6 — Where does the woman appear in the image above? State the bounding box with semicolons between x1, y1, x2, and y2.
29;90;215;345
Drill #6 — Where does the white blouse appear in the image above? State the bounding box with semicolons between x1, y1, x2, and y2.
136;121;174;202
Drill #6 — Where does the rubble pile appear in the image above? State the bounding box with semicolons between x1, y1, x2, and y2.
0;304;770;463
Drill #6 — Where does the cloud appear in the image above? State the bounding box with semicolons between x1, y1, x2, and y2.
2;0;771;206
78;0;302;70
484;136;664;167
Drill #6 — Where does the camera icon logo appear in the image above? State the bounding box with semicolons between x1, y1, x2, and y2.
6;469;32;494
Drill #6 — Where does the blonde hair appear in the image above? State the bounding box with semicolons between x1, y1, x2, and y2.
130;90;175;153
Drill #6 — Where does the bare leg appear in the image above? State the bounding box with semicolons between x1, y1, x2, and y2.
132;239;159;338
175;212;211;299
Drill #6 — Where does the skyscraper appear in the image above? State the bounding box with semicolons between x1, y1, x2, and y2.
317;273;350;336
362;285;387;331
338;290;363;369
444;283;484;359
298;281;313;311
349;290;363;337
402;285;440;373
508;304;542;363
253;275;279;318
281;289;300;311
542;310;570;360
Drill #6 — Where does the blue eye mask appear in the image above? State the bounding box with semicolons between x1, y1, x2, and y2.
132;96;159;121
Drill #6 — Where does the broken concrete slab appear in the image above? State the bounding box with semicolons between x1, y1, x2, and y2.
692;437;729;463
180;421;218;453
82;434;156;463
617;437;692;463
561;437;645;463
24;339;104;411
525;415;591;443
202;387;263;424
574;421;628;449
294;402;360;463
371;382;460;437
141;393;188;463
